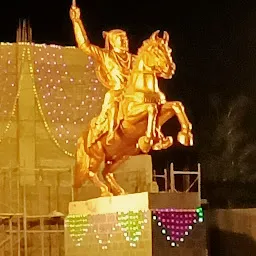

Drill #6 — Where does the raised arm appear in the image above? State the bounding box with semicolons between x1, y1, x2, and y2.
70;5;104;59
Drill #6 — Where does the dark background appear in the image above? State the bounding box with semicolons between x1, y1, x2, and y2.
1;0;256;206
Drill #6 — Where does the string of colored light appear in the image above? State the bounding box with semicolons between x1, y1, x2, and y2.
0;42;106;156
26;47;75;157
65;210;148;249
117;210;148;247
152;207;204;247
0;44;25;144
29;44;106;157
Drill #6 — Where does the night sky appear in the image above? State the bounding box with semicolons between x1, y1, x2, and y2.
0;0;255;169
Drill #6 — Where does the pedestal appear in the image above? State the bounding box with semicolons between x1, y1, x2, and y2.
75;155;153;201
65;192;207;256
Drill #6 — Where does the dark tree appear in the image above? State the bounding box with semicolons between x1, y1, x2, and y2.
200;95;256;183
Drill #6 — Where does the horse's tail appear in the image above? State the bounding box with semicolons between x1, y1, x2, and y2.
73;135;90;189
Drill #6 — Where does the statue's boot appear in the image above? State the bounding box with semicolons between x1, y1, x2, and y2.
152;136;173;150
106;108;116;145
137;136;153;153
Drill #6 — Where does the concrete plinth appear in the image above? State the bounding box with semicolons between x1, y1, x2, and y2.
65;192;207;256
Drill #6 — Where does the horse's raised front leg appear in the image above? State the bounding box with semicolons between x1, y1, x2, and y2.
172;101;193;146
152;126;174;150
136;103;158;153
148;102;175;151
123;101;158;153
157;101;193;146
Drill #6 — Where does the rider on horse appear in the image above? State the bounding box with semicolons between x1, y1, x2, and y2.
70;4;172;151
69;4;193;196
70;6;134;146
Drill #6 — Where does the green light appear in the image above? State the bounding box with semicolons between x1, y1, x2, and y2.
66;214;90;246
196;207;204;223
196;207;203;213
118;210;147;246
198;212;204;217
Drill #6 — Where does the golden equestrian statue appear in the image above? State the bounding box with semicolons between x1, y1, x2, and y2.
70;2;193;197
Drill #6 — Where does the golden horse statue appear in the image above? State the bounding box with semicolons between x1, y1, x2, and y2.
74;31;193;197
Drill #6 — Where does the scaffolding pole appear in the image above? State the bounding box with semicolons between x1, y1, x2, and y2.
153;169;168;191
169;162;201;202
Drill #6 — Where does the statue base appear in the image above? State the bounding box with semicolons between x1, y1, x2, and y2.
65;192;207;256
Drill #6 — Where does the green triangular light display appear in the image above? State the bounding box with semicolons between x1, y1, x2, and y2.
65;214;90;246
117;210;147;247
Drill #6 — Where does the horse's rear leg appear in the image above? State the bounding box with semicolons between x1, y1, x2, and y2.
74;137;112;197
102;157;128;196
88;157;113;197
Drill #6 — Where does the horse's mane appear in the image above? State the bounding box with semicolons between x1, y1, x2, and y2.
125;38;158;93
133;38;154;67
133;36;165;68
137;38;153;55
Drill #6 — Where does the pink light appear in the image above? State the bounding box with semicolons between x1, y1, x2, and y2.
153;208;200;246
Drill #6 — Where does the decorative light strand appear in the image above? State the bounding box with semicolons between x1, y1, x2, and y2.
65;210;148;249
152;207;204;247
90;212;118;250
26;47;74;157
28;44;106;157
65;214;91;247
0;42;105;153
94;231;113;250
0;45;25;144
65;213;116;249
116;210;148;247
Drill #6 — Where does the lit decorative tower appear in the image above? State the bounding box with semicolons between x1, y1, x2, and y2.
16;19;36;184
0;21;107;183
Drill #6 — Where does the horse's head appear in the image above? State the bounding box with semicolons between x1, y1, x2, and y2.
137;30;176;79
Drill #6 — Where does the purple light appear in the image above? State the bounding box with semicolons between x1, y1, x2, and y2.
153;208;200;246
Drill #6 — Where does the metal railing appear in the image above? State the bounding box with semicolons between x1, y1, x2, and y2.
153;163;201;203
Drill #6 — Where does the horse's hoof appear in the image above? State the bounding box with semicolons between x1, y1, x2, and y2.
152;136;173;150
177;131;193;146
100;191;113;197
138;136;153;153
113;189;127;196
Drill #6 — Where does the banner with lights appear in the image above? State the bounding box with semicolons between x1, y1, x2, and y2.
65;207;204;250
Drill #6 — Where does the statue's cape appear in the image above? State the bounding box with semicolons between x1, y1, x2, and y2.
87;105;124;148
96;65;113;89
